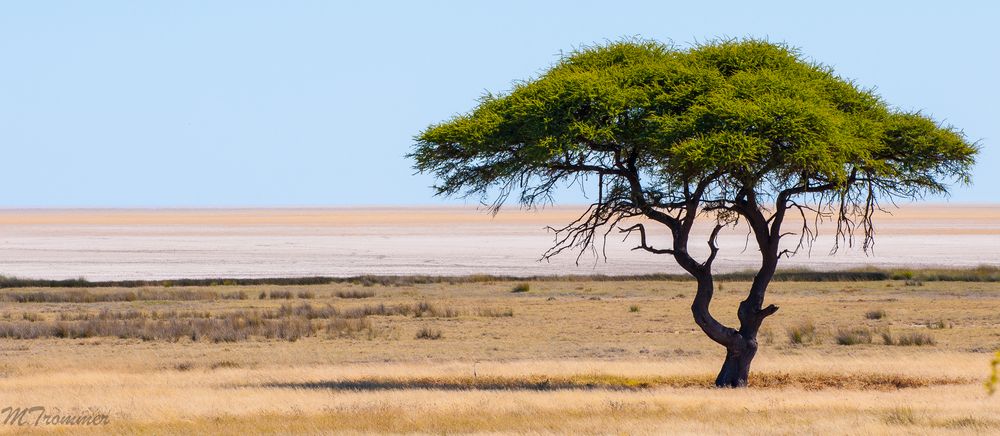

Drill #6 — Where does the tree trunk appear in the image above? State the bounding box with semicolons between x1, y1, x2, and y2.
714;332;758;387
690;272;776;388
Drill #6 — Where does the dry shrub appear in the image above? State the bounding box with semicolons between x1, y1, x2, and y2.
894;332;935;346
325;318;372;338
865;309;886;320
926;319;952;329
268;290;293;300
476;307;513;317
344;303;459;319
275;303;338;319
415;326;442;340
786;320;817;345
209;360;241;370
835;327;873;345
884;406;918;425
511;283;530;293
342;304;410;318
336;290;375;299
0;322;53;339
257;318;313;342
413;302;458;318
21;312;43;322
759;327;774;345
938;416;1000;430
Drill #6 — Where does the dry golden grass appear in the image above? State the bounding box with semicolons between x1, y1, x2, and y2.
1;278;998;434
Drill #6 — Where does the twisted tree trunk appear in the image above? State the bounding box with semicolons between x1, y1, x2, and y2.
691;258;778;388
715;337;758;387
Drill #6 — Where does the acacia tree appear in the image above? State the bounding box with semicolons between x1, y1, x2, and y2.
410;39;977;387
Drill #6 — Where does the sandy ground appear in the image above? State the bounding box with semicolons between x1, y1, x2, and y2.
0;204;998;280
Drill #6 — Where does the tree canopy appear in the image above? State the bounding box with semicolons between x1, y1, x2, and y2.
412;40;975;256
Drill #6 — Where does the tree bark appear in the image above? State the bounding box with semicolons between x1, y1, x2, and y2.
690;267;778;388
714;329;759;387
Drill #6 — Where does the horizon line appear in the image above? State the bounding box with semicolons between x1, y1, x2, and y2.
0;200;997;212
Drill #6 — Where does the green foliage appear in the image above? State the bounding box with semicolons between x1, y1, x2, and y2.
411;38;976;212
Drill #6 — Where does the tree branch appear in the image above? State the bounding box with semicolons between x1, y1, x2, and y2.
703;223;724;269
619;223;675;255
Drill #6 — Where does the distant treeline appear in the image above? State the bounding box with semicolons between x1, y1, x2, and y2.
1;265;999;289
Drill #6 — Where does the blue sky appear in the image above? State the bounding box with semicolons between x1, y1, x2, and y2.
1;1;996;207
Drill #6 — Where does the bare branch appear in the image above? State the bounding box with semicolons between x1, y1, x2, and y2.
703;223;725;269
619;223;674;255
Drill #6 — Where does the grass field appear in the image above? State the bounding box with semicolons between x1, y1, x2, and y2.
1;278;998;434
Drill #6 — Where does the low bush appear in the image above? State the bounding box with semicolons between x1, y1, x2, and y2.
865;309;886;320
926;319;952;329
511;283;530;293
476;307;514;317
883;331;935;346
836;327;873;345
415;326;442;340
336;290;375;299
787;321;817;345
268;290;293;300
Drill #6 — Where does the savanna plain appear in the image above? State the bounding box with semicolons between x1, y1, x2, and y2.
1;275;998;435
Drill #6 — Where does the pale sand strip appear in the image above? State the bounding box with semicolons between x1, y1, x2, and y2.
0;204;997;280
0;204;998;234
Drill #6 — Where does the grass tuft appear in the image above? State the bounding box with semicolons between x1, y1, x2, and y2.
884;406;918;425
476;307;513;317
786;321;817;345
865;309;886;320
835;327;873;345
925;319;952;329
883;332;935;346
209;360;241;370
336;290;375;299
415;326;442;340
